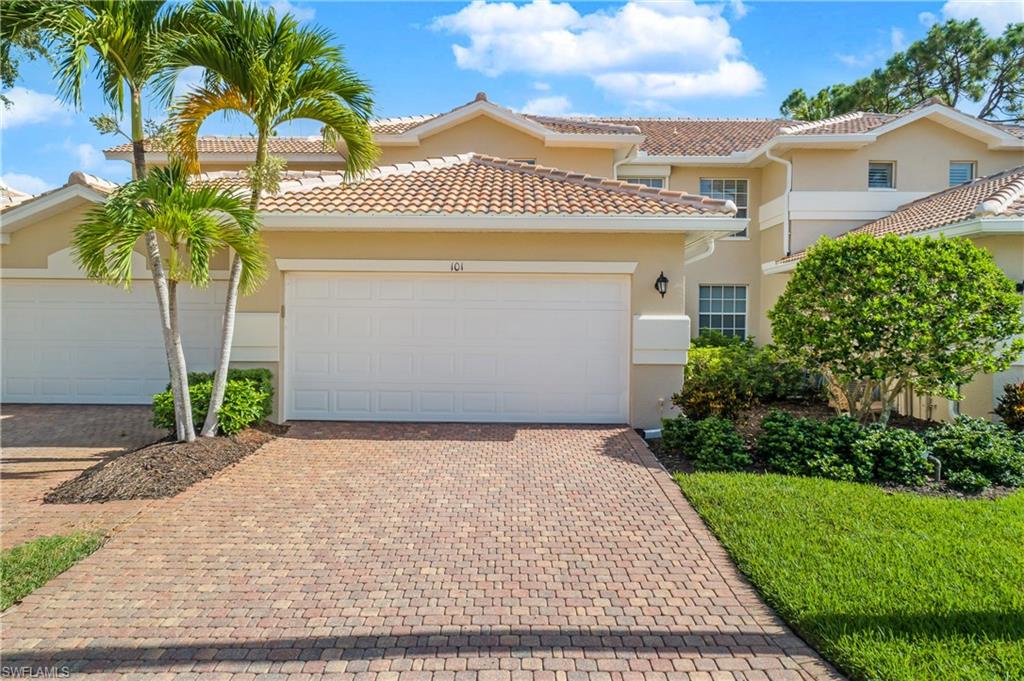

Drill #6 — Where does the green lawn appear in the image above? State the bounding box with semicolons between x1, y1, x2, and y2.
1;532;104;610
675;473;1024;681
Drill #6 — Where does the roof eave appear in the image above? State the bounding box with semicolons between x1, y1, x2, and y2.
0;184;108;239
104;151;346;163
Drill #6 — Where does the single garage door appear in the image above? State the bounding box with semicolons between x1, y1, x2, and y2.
2;279;224;404
285;272;630;423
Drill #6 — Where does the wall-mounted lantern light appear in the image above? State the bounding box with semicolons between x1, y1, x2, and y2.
655;271;669;298
1016;280;1024;294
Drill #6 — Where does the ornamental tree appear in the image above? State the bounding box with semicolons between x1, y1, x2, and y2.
769;234;1024;426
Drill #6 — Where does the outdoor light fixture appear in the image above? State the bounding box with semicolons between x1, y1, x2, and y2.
655;271;669;297
1017;280;1024;294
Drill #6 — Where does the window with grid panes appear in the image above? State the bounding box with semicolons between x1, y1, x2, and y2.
699;178;748;237
698;285;747;338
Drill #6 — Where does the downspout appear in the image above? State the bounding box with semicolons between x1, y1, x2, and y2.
765;148;793;256
612;143;640;180
684;237;716;265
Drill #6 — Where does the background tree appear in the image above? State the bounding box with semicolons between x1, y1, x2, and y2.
779;19;1024;122
2;0;201;434
73;161;266;441
168;0;379;436
769;234;1024;426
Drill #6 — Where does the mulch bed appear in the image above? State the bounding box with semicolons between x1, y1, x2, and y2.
44;423;287;504
649;401;1011;499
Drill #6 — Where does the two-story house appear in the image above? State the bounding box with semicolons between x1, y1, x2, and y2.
1;93;1021;427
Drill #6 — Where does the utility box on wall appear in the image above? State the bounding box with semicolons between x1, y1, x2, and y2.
632;315;690;365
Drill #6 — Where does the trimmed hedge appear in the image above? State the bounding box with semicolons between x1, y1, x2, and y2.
756;410;872;483
661;416;751;472
855;426;931;486
926;417;1024;489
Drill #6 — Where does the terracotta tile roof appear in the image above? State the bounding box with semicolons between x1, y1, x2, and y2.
0;171;117;214
249;154;738;216
779;111;898;136
775;165;1024;264
589;118;789;156
105;136;339;155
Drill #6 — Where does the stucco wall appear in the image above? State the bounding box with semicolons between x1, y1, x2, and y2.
792;118;1022;192
377;114;617;177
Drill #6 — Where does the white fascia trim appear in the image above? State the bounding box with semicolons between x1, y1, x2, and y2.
104;151;345;164
258;212;750;234
761;259;797;274
912;217;1024;239
374;101;643;149
1;185;107;232
276;259;639;275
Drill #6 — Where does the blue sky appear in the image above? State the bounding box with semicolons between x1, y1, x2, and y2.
1;0;1020;193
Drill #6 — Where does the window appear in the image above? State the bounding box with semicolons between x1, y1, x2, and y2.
699;178;748;237
619;176;665;188
698;285;747;339
868;162;895;189
949;161;975;186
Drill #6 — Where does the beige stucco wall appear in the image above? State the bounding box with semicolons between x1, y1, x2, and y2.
668;166;764;341
790;219;870;254
377;114;617;177
792;118;1022;192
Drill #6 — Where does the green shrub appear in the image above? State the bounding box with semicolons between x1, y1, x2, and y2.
674;343;818;419
855;426;931;486
692;329;745;348
153;377;270;435
927;417;1024;488
174;368;274;419
946;469;991;494
757;411;872;482
660;416;751;472
994;381;1024;432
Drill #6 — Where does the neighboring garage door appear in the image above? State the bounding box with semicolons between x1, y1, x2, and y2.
285;272;630;423
2;280;224;404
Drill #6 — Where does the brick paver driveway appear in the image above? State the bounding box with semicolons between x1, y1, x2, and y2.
2;422;839;680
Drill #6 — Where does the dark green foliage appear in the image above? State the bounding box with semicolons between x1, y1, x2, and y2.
154;375;270;435
673;343;818;419
994;381;1024;431
177;368;274;419
927;417;1024;487
691;329;745;348
660;416;751;472
757;411;872;482
945;469;992;494
855;426;931;486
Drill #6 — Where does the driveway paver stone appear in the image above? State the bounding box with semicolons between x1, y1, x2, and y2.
1;420;841;679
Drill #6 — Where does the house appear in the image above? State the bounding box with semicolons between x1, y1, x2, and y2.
1;93;1021;427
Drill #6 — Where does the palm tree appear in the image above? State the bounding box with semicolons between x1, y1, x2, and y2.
168;0;379;436
73;161;267;441
2;0;201;437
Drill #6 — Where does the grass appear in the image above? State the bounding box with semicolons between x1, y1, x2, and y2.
1;532;105;610
675;472;1024;681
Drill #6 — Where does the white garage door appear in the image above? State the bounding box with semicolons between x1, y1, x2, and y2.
2;280;224;404
285;272;630;423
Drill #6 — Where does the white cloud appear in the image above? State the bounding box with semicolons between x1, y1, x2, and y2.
729;0;749;19
532;81;552;92
432;0;763;100
269;0;315;22
939;0;1021;35
919;11;939;27
836;27;906;68
0;87;70;129
521;95;573;115
1;172;54;195
595;60;764;99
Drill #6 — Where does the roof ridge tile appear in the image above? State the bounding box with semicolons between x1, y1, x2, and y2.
779;111;865;134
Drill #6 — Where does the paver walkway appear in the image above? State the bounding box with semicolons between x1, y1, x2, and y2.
1;405;164;548
1;421;840;679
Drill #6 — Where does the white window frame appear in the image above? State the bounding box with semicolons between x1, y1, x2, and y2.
619;176;666;189
697;284;748;339
699;178;749;239
948;161;976;186
868;161;896;190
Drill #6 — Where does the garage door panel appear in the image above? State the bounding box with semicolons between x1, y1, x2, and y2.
285;273;629;423
2;280;222;404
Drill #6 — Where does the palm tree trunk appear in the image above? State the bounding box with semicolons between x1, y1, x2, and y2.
130;86;193;441
201;134;267;436
167;279;196;441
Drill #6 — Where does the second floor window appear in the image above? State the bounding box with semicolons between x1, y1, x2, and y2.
868;162;895;189
700;178;748;237
620;177;665;188
949;161;975;186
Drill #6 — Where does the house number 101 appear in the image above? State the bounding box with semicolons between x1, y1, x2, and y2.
450;261;464;272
